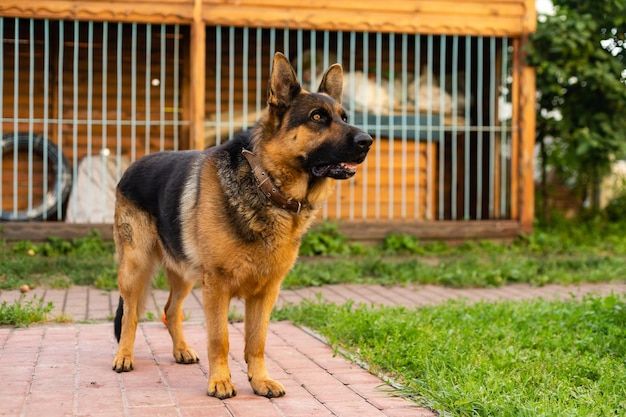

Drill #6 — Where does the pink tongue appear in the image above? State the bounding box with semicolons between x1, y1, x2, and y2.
342;162;359;170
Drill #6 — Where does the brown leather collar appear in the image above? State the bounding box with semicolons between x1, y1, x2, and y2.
241;149;305;213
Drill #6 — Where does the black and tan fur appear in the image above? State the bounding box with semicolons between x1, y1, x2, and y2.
112;52;372;399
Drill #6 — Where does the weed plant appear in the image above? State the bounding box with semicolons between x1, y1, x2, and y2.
299;223;369;256
275;294;626;416
0;231;116;290
0;230;169;291
0;294;54;327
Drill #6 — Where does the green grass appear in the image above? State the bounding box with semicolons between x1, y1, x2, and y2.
0;231;118;290
0;230;169;291
284;220;626;289
274;294;626;416
2;220;626;292
0;294;54;327
284;254;626;289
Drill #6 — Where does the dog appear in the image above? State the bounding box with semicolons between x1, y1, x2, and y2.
111;52;372;399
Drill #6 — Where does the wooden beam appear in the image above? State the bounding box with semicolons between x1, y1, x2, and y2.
2;0;537;36
335;220;522;243
189;0;206;150
523;0;538;33
511;35;536;235
200;1;535;36
1;223;115;242
519;50;536;234
0;1;194;24
0;220;522;243
510;38;521;221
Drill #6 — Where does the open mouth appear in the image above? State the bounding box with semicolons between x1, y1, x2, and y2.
312;162;359;179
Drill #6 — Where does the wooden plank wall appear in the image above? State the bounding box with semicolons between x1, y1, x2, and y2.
0;0;195;24
324;139;438;221
201;0;536;36
1;1;536;34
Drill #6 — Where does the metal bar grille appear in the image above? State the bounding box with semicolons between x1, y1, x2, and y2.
1;18;514;224
0;18;185;222
207;28;514;222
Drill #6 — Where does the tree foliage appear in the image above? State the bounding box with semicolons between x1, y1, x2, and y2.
527;0;626;213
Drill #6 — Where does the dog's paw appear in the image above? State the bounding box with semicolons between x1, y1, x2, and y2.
112;353;134;373
207;378;237;399
250;378;286;398
173;346;200;364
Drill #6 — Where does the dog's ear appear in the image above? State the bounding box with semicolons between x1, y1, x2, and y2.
268;52;301;108
317;64;343;104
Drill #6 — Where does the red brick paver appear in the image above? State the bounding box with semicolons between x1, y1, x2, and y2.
0;320;429;417
1;282;626;416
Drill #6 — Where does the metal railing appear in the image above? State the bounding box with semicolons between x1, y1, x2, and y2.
207;27;514;221
1;18;185;221
1;18;515;224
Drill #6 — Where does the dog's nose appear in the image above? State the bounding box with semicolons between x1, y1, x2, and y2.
354;132;373;150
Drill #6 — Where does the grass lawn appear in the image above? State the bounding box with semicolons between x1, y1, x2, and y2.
274;294;626;416
2;220;626;291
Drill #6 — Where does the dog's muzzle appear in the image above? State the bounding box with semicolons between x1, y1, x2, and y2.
311;130;372;179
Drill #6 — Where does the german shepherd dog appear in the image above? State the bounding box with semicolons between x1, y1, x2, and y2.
112;52;372;399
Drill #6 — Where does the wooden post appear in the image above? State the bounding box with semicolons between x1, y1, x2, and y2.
518;35;536;234
189;0;206;150
492;44;503;219
519;65;536;234
519;0;539;231
510;38;521;222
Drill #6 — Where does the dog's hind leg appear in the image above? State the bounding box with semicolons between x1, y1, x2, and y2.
112;206;159;373
163;268;199;364
244;283;286;398
112;253;156;372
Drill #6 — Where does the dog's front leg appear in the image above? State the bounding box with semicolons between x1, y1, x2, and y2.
202;278;236;399
244;284;286;398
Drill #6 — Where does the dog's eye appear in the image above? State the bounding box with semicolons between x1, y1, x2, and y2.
341;114;348;123
310;110;326;123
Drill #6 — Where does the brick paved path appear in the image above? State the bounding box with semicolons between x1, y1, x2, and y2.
2;282;625;323
1;282;625;416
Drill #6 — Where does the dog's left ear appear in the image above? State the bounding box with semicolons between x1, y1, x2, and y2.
318;64;343;104
268;52;301;109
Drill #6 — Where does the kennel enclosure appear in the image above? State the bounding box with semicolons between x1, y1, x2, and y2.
0;0;537;242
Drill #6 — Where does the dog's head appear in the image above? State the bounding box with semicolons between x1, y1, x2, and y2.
258;52;372;182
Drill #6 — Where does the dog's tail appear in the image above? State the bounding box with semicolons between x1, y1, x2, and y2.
114;296;124;342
